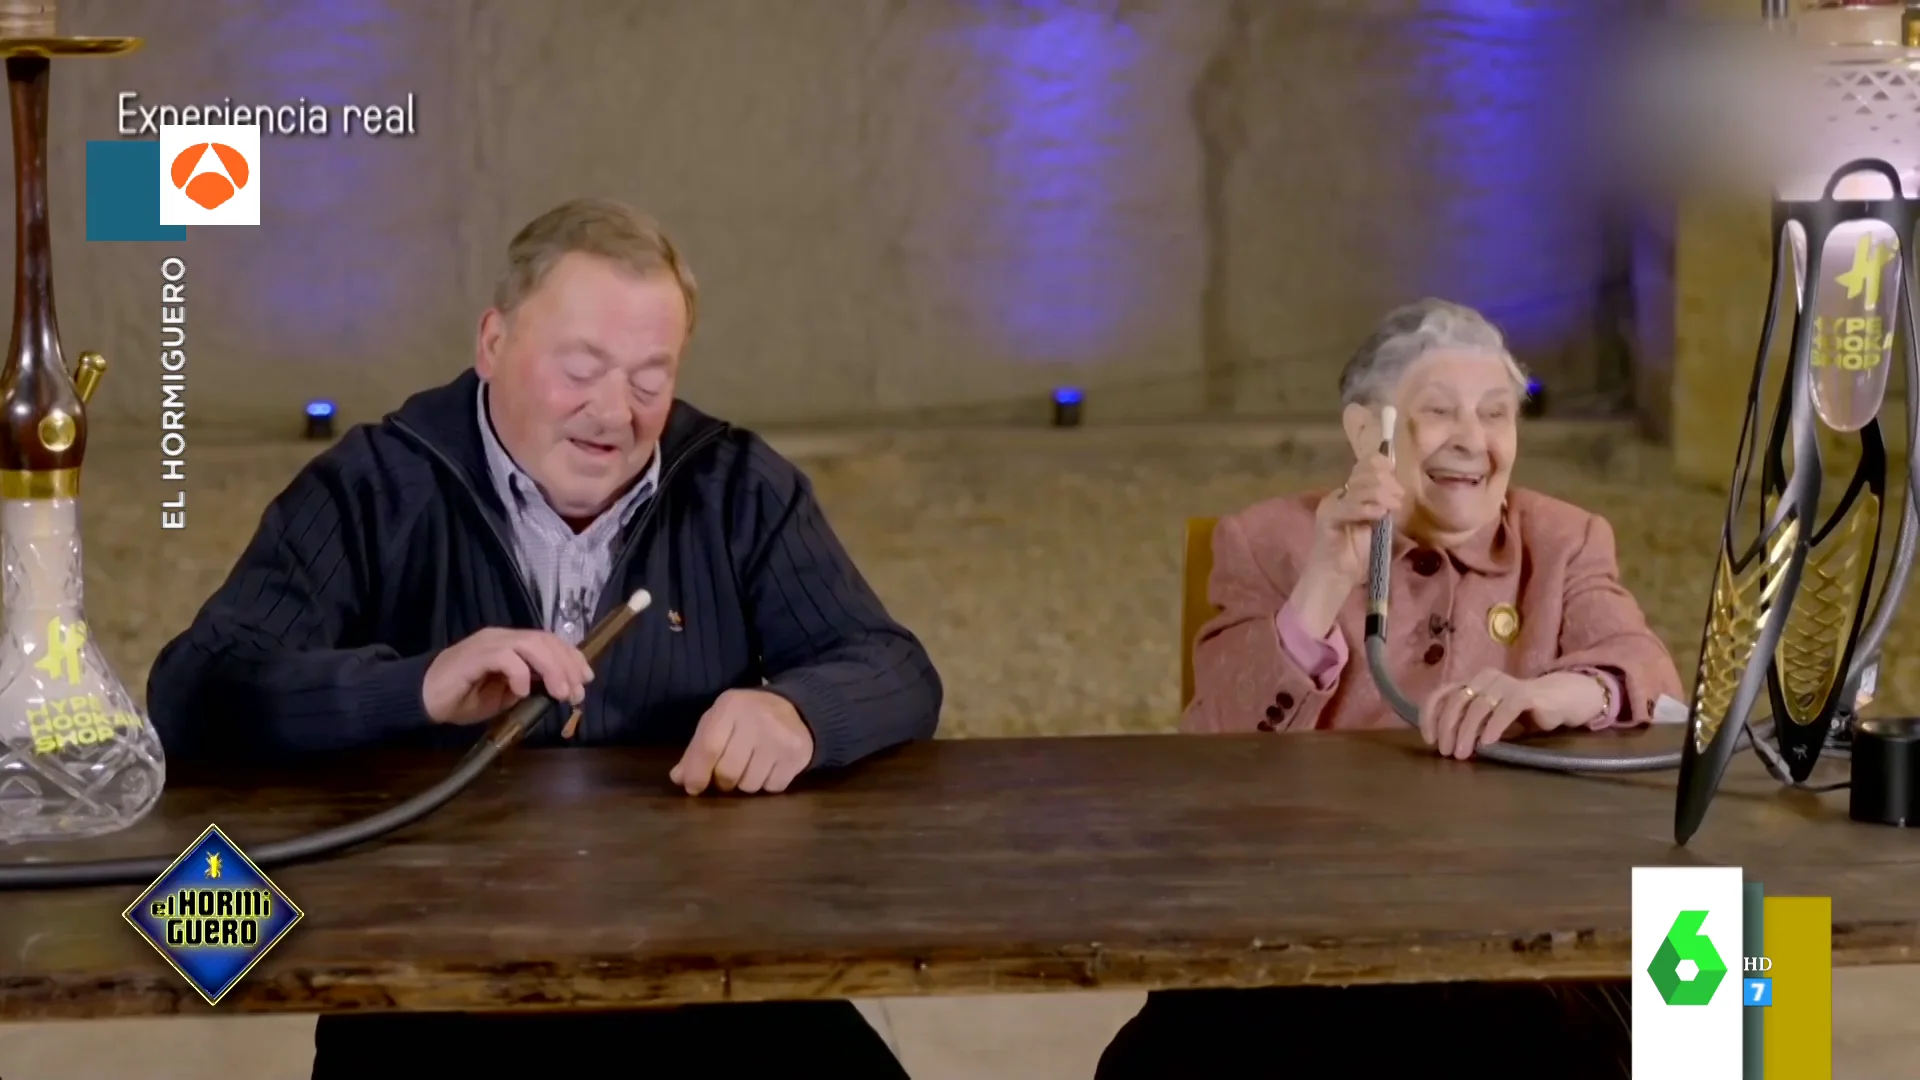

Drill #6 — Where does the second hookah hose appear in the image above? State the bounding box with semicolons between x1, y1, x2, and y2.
0;590;655;890
1361;406;1683;773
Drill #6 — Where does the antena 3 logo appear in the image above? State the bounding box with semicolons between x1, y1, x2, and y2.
157;123;260;227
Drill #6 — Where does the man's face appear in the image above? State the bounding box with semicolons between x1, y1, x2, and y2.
475;253;687;525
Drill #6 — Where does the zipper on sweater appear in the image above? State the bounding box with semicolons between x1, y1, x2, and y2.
390;418;543;630
598;425;730;618
391;417;731;744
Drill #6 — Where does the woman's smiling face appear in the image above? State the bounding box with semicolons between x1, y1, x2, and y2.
1387;347;1520;540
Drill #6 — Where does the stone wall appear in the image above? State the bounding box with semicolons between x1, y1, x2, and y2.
23;0;1632;432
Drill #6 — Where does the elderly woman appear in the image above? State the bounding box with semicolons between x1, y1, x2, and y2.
1096;299;1678;1079
1186;297;1682;751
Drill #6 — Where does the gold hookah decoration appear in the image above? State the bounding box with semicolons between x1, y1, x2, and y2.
1690;506;1798;755
0;3;138;493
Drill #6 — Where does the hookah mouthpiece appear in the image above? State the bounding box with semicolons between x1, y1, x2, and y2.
528;588;652;745
1365;406;1398;634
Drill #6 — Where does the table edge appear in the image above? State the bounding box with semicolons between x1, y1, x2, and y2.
6;924;1915;1020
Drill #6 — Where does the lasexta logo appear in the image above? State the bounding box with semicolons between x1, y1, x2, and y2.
169;142;250;210
1646;909;1729;1005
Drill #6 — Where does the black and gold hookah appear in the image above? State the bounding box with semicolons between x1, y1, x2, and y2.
1362;0;1920;844
1672;0;1920;842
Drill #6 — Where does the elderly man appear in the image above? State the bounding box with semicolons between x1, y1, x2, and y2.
147;198;940;1079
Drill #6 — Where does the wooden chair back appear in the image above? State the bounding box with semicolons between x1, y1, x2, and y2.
1181;517;1220;709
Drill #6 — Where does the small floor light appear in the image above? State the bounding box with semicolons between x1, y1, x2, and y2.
1521;378;1546;419
304;399;336;440
1051;387;1083;428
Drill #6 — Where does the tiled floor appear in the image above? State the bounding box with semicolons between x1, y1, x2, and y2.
2;973;1915;1078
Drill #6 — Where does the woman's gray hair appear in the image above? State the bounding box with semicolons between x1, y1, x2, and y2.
1336;298;1531;407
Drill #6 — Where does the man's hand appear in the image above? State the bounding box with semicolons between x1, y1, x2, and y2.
670;688;815;795
422;628;592;725
1418;668;1610;759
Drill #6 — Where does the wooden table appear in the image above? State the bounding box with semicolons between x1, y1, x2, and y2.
1;729;1915;1020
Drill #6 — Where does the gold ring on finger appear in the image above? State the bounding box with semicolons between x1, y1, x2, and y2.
1457;686;1477;700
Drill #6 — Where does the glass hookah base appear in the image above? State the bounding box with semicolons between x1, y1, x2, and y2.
0;729;165;843
0;499;166;842
0;645;167;842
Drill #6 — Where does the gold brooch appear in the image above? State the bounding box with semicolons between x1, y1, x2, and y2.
1487;603;1521;646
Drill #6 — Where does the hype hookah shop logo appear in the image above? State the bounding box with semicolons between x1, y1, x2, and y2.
122;824;303;1006
1646;909;1730;1006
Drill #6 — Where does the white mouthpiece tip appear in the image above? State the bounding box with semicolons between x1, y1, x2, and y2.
627;589;653;613
1380;406;1398;440
1652;695;1691;726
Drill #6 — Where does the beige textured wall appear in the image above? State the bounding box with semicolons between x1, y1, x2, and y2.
1672;198;1771;486
1667;0;1912;488
27;0;1628;432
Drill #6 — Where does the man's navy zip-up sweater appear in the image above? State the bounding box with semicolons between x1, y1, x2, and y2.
147;370;943;767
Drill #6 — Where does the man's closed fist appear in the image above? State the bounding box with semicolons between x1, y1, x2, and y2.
669;688;814;795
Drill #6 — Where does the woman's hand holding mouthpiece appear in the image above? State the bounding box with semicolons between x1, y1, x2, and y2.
1290;451;1403;638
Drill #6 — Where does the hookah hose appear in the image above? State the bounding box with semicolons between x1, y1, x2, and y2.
0;589;654;890
1361;406;1686;774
